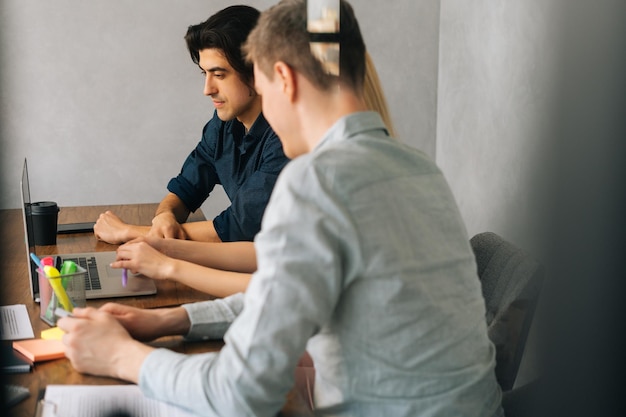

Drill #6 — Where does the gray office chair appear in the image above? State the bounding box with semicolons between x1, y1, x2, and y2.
470;232;543;393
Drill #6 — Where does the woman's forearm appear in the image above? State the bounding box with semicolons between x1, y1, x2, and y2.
167;258;252;298
160;239;257;273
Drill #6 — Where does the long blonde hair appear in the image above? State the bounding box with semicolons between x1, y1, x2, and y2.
364;52;397;138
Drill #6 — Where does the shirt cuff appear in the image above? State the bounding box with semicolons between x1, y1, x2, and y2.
182;293;245;341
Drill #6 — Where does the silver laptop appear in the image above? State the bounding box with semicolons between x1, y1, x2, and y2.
20;159;157;301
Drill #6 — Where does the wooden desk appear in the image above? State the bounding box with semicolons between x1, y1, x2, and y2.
0;204;309;416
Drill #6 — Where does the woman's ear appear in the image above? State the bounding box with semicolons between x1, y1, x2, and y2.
274;61;297;102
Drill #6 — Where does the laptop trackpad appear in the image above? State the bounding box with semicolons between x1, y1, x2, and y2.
105;264;123;278
105;264;153;290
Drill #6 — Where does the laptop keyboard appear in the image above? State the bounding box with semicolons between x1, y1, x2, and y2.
64;257;102;290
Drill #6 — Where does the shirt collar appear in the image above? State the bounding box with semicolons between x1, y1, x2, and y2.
314;111;389;153
227;112;271;153
246;112;271;140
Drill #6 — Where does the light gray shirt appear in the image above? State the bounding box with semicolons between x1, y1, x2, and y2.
140;112;503;417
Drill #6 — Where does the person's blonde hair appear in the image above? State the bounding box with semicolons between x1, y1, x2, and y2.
364;52;397;138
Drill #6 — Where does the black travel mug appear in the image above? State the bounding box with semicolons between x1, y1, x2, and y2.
31;201;59;245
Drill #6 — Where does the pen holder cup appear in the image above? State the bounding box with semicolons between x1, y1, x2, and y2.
38;266;87;326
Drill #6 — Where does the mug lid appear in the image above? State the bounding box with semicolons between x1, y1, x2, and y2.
31;201;59;214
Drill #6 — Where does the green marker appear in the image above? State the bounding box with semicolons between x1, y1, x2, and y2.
60;260;77;288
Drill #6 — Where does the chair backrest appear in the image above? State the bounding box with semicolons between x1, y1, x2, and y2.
470;232;543;391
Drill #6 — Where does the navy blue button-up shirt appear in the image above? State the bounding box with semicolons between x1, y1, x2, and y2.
167;111;288;242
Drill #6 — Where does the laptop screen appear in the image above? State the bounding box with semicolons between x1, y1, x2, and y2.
20;158;39;301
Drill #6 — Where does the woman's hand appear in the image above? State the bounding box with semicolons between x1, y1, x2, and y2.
112;237;176;281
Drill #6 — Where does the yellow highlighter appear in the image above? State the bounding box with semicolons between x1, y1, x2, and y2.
44;266;74;312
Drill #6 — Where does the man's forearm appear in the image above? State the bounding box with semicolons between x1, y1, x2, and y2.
114;341;155;383
156;306;193;337
181;220;222;243
117;307;191;382
155;193;191;223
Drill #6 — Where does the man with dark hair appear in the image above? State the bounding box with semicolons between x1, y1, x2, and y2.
94;5;288;244
60;1;503;416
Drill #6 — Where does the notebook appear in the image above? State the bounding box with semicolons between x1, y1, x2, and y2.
37;385;196;417
20;159;156;301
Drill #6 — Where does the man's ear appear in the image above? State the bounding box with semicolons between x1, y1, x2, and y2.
274;61;297;102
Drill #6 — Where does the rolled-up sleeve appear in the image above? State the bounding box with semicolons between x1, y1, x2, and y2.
167;118;221;213
182;293;244;341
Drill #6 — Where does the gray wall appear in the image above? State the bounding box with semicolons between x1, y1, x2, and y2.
437;0;560;248
0;0;440;222
0;0;561;250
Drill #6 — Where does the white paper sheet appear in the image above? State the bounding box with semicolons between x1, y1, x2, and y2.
0;304;35;340
40;385;196;417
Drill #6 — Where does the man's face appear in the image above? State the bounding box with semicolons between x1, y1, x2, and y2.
253;64;302;159
199;48;256;124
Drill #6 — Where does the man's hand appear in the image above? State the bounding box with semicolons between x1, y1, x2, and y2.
148;212;188;240
94;211;134;244
58;307;153;382
98;302;190;342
